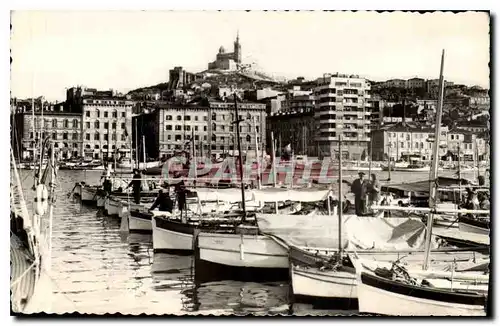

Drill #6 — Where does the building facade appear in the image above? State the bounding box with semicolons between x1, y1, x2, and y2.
406;77;426;89
383;79;407;88
313;74;371;159
81;97;134;160
134;97;267;160
371;123;449;162
12;110;83;160
266;109;316;157
446;128;488;161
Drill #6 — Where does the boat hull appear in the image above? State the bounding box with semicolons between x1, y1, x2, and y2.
197;232;289;269
128;212;152;232
291;265;357;300
458;222;489;235
152;216;193;252
357;271;487;316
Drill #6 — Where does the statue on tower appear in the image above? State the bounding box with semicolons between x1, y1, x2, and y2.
234;30;242;64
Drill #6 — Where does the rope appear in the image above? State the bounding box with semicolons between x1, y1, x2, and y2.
10;260;37;288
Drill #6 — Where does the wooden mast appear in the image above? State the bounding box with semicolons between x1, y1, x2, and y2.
233;93;246;220
423;50;446;270
338;134;344;260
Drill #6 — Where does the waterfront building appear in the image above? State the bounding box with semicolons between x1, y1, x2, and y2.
313;73;372;160
371;123;450;162
266;109;316;157
66;87;134;160
133;97;266;160
12;107;82;160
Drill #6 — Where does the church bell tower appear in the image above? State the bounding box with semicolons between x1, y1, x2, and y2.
234;30;242;64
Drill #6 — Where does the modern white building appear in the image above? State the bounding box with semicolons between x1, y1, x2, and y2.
313;73;371;159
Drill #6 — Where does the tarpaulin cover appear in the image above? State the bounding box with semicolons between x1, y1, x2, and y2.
252;188;333;203
256;214;437;251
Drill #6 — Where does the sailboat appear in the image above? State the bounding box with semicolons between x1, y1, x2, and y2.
355;50;489;316
11;137;57;313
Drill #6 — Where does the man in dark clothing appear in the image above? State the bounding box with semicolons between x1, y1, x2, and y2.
175;179;187;218
150;189;174;213
351;172;369;216
126;169;143;204
367;173;381;214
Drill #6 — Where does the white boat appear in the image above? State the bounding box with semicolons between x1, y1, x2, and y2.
151;213;196;252
356;261;487;316
197;227;289;269
74;182;98;203
128;211;153;232
117;160;161;169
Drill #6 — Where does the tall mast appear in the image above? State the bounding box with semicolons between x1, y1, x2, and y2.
271;132;277;187
253;116;261;189
423;50;445;270
338;135;344;260
134;118;138;169
142;135;146;164
192;128;197;186
233;93;246;219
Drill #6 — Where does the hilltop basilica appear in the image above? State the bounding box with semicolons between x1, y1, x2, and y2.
208;32;242;71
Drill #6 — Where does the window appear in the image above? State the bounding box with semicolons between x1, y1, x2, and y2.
86;111;90;117
52;132;57;140
221;125;225;131
221;136;225;142
212;123;216;131
104;122;109;129
256;126;259;133
95;144;99;149
94;133;100;141
175;135;182;141
203;116;207;121
400;142;404;148
246;135;251;142
220;145;224;150
72;133;78;140
203;126;207;131
95;121;100;129
204;136;207;141
166;125;172;131
86;133;90;140
63;133;68;140
112;122;116;129
247;113;251;120
177;115;182;121
195;116;198;121
104;134;109;141
97;110;100;118
121;112;126;118
175;125;182;131
85;144;91;149
185;126;191;131
212;135;216;142
73;119;79;128
86;122;90;129
104;111;108;118
52;119;57;128
112;133;116;141
121;123;126;129
112;110;117;118
167;135;171;140
64;119;69;128
195;135;199;140
121;134;126;141
185;115;191;121
406;134;410;141
54;143;59;148
194;126;198;131
166;115;172;120
212;113;217;120
74;143;78;148
230;126;234;132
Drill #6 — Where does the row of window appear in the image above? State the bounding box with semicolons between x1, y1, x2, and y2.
85;110;127;118
165;124;259;133
84;144;127;149
165;113;260;122
163;134;256;142
85;133;127;141
34;118;79;129
85;121;126;130
162;144;255;151
30;132;79;140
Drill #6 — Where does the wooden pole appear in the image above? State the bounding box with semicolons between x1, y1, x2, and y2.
423;50;445;271
233;93;246;219
338;135;344;260
253;117;261;189
271;132;277;187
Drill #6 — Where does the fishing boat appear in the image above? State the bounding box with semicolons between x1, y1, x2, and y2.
11;138;57;313
458;216;490;235
357;50;490;316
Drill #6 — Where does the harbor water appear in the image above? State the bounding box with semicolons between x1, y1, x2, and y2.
17;168;481;315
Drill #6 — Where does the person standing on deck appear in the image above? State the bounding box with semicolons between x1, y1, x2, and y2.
126;169;143;204
368;173;381;214
174;172;187;220
351;172;369;216
150;188;174;213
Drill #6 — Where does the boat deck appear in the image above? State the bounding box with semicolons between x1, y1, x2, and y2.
10;234;37;313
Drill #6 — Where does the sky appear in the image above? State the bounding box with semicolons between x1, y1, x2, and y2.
10;11;490;102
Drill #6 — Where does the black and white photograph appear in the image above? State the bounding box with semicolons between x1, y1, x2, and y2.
9;10;491;317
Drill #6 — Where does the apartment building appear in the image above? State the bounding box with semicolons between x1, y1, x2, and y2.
313;74;371;159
